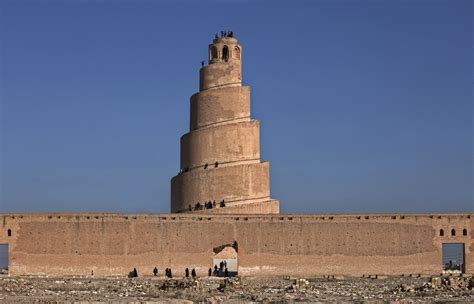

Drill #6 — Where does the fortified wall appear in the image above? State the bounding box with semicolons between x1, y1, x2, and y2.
0;213;472;277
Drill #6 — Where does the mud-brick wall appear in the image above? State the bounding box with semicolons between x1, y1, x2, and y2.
0;213;472;277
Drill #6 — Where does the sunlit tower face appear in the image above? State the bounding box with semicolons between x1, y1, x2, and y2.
170;32;279;214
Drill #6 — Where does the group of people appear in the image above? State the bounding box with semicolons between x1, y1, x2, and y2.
189;200;226;211
185;268;197;278
151;267;173;278
212;260;229;277
178;161;220;175
127;265;230;278
216;31;234;38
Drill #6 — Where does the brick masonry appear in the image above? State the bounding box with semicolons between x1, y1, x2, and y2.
0;213;472;277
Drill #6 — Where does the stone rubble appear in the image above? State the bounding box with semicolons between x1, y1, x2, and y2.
0;275;472;303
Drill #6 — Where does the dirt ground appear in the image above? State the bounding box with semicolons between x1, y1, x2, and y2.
0;274;472;303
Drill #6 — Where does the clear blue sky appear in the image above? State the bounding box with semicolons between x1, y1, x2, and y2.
0;0;472;214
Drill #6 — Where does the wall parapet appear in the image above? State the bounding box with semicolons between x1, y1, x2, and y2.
0;212;471;223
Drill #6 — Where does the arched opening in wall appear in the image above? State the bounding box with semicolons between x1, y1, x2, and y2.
210;46;218;61
7;229;11;237
451;229;456;236
222;46;229;61
462;229;467;236
212;241;238;277
442;243;465;273
439;229;444;236
0;244;8;273
233;46;240;59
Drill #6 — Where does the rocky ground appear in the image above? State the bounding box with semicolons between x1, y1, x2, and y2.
0;274;472;303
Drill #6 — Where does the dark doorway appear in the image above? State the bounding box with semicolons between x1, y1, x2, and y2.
442;243;465;273
222;46;229;61
0;244;8;274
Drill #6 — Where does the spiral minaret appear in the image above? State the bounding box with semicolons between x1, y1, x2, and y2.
170;33;279;214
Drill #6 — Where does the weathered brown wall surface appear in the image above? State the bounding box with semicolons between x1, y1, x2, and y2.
190;86;250;131
0;213;472;277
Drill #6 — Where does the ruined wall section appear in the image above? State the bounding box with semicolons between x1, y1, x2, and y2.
1;213;472;277
171;36;279;214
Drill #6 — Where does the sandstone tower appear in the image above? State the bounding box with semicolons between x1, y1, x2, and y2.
170;33;280;214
